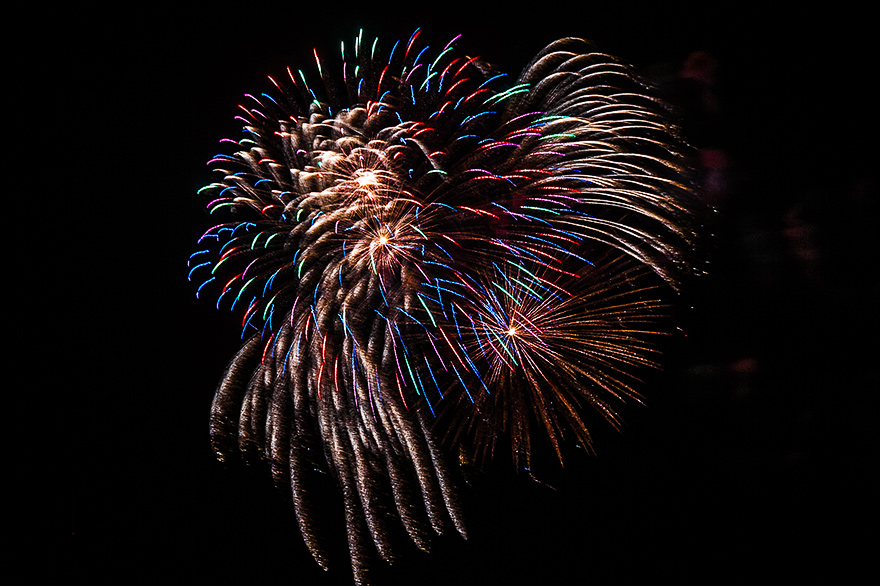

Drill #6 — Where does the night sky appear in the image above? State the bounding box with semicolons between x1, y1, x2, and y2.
67;4;874;584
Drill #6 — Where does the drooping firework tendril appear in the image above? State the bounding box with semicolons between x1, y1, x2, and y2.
189;29;703;585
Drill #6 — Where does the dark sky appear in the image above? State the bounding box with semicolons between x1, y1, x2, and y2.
67;4;874;584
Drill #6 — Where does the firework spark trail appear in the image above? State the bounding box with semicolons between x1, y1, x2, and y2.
189;30;702;585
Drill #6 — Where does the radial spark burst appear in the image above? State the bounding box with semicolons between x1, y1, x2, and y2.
189;29;702;584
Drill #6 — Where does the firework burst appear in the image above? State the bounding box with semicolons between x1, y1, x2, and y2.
189;29;702;584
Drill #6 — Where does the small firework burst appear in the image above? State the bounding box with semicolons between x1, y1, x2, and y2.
189;29;702;584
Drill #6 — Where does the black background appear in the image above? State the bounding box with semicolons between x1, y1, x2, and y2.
67;3;875;584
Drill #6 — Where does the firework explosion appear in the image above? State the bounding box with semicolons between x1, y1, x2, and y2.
189;29;701;584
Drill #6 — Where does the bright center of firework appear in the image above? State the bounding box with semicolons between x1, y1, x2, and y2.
506;326;518;337
378;235;389;245
355;170;380;188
